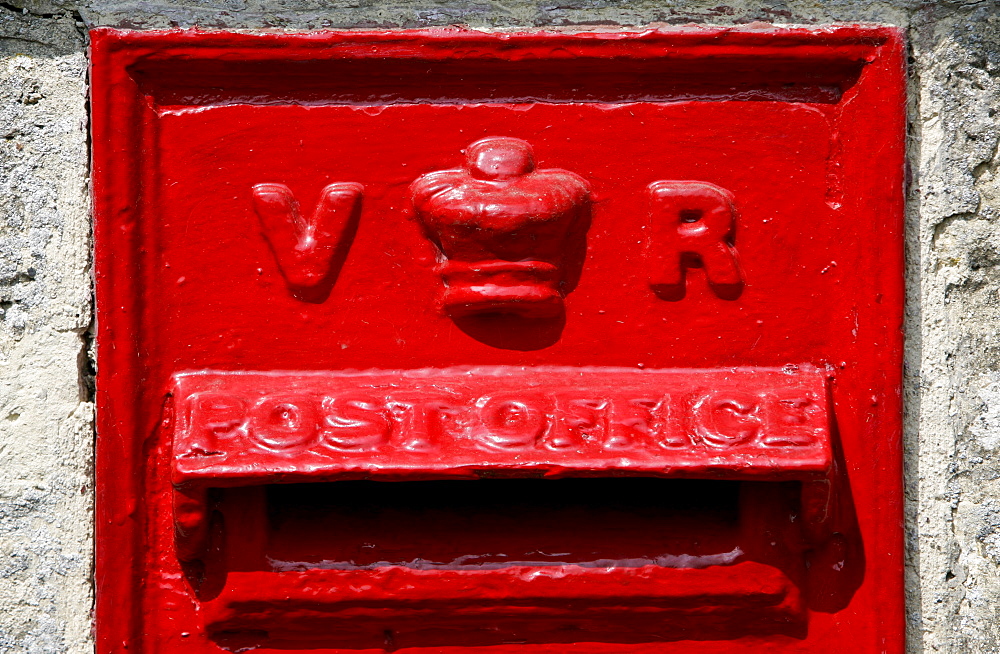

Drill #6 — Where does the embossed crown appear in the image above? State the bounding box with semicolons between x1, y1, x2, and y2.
410;137;592;319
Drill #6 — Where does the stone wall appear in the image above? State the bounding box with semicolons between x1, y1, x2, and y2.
0;8;91;654
3;1;1000;651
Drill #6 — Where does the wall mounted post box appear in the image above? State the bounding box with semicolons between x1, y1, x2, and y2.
91;26;906;654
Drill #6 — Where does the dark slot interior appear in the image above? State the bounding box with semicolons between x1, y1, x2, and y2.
129;57;863;107
263;478;743;571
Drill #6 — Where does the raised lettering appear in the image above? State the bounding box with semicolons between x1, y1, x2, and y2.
646;181;743;301
185;393;247;455
477;394;550;449
762;394;821;446
546;398;606;449
387;397;461;452
252;182;364;302
320;394;392;451
692;392;761;448
651;395;690;449
250;397;318;452
606;398;660;450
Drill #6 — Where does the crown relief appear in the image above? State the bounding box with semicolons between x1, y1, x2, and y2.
410;137;593;319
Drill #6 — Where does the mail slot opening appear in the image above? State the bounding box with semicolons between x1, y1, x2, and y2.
199;478;810;649
265;478;745;570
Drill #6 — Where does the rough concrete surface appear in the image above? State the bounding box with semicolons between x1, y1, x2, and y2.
4;0;1000;652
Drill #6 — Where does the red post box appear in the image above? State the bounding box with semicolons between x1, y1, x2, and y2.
91;26;905;654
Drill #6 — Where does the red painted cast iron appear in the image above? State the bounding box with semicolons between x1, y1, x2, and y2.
91;26;906;654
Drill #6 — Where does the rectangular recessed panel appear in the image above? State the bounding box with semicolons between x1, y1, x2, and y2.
130;56;865;106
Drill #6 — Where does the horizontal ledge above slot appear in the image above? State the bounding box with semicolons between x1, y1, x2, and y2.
169;366;833;486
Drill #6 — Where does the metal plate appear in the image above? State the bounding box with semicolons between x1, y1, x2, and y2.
92;26;905;654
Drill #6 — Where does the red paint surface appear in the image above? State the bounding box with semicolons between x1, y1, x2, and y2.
91;26;905;654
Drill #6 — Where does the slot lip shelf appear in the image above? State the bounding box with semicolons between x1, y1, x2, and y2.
202;562;805;646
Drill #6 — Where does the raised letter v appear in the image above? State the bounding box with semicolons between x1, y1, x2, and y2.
252;182;363;302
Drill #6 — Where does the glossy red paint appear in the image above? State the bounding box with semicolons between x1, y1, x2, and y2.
251;181;364;300
91;26;905;654
171;367;833;480
411;137;592;318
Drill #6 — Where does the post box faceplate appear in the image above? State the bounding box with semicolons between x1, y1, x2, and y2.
92;26;905;654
